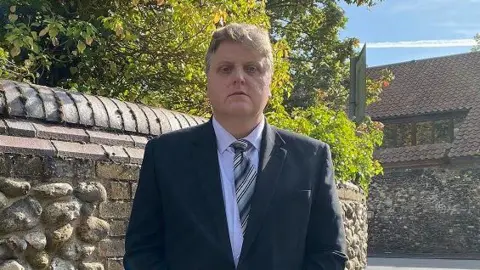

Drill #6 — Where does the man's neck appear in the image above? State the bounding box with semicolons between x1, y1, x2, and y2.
213;114;264;139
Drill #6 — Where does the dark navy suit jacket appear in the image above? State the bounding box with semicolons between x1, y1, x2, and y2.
123;120;348;270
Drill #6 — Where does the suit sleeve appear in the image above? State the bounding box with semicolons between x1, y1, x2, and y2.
303;143;348;270
123;139;168;270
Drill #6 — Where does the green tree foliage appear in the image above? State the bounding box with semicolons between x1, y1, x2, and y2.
267;0;358;110
473;33;480;52
0;0;391;193
266;0;388;110
268;105;383;192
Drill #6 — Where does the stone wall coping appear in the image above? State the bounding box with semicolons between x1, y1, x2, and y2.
0;133;144;164
337;182;365;202
0;79;207;141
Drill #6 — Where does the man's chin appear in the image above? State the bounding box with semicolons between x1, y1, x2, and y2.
225;107;255;118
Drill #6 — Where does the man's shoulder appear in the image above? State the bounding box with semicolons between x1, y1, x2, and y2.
147;121;208;147
271;125;329;152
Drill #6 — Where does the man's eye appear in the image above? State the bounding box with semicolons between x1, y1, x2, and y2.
219;66;232;73
246;65;258;73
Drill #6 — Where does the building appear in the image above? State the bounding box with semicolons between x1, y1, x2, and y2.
366;51;480;258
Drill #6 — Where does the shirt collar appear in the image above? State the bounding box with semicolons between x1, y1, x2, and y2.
212;116;265;154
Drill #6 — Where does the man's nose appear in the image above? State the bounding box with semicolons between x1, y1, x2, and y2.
232;68;246;85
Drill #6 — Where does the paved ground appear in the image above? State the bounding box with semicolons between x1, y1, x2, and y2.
366;257;480;270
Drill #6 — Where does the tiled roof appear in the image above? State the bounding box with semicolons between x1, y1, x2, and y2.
367;51;480;164
374;143;450;164
449;106;480;158
0;79;206;161
367;51;480;119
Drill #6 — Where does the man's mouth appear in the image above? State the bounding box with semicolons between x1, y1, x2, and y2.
230;92;247;96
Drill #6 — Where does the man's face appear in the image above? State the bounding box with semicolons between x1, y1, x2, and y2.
207;41;272;119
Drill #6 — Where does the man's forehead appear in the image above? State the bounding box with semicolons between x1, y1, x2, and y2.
214;58;266;65
211;52;267;65
213;42;265;58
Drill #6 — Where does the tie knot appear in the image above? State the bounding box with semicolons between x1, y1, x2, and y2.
230;139;250;153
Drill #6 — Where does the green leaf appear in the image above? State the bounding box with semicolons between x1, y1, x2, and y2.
69;67;78;74
109;62;117;73
77;41;86;53
5;34;16;43
32;44;40;54
13;40;22;48
48;27;59;38
25;37;34;48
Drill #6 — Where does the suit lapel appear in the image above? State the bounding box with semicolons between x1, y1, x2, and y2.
240;122;287;259
191;121;233;262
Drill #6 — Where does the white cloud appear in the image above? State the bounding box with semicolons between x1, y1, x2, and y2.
367;39;476;48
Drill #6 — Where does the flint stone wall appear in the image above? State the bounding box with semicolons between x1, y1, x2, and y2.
0;79;368;269
368;162;480;258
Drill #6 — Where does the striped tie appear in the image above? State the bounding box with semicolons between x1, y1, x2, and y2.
231;139;257;235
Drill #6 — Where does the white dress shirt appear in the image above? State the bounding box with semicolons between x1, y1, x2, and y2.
212;116;264;267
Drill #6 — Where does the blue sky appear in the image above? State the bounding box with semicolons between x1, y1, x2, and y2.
339;0;480;67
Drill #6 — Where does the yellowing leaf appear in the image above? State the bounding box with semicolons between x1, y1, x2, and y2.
276;50;283;58
10;46;20;57
85;36;93;46
213;13;221;24
52;37;59;46
10;6;16;13
114;23;124;37
39;26;49;37
213;10;228;25
8;14;18;23
77;41;86;53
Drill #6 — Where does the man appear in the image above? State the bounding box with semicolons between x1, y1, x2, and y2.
124;23;348;270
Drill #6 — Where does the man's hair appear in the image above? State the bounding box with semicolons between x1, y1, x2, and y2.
205;23;273;74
